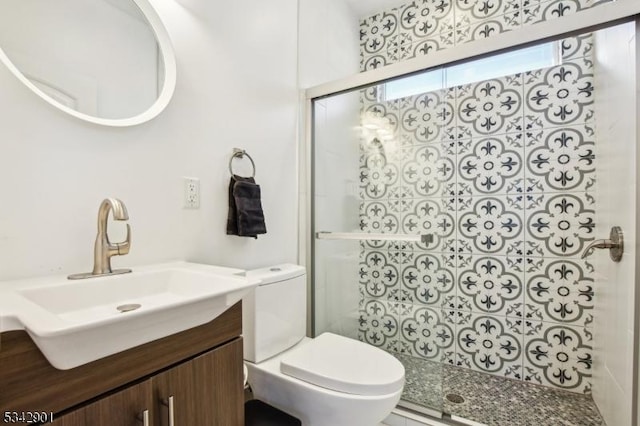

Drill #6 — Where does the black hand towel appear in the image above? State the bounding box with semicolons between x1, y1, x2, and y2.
226;174;252;235
226;174;267;238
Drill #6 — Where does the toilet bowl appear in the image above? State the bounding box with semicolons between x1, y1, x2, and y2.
245;333;403;426
242;264;404;426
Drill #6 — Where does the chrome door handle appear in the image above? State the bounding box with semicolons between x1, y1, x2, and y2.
581;226;623;262
162;396;175;426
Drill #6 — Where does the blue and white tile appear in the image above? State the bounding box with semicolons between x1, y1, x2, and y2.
398;0;455;42
400;89;456;145
524;58;595;131
525;157;596;194
457;133;525;195
525;192;595;257
359;116;402;173
390;251;418;303
359;200;403;234
407;32;456;60
387;41;413;63
402;143;456;198
359;250;403;301
522;0;611;26
521;0;584;26
400;303;456;361
457;255;525;317
389;249;416;264
560;33;594;61
401;253;456;306
360;87;379;112
454;0;521;29
386;33;414;52
401;197;456;252
360;85;393;111
443;293;475;313
360;11;399;56
524;257;594;326
361;53;393;72
525;123;595;155
523;321;593;393
358;298;402;351
360;98;400;130
359;149;401;200
360;238;410;253
455;10;521;45
443;305;474;324
457;195;525;256
355;3;602;393
455;73;524;138
524;123;596;193
455;313;524;378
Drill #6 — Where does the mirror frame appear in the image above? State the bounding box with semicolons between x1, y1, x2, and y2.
0;0;177;127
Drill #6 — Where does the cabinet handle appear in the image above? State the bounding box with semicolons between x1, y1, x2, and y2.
138;409;149;426
162;396;175;426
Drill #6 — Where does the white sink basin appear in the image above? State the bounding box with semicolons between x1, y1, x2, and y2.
0;262;260;370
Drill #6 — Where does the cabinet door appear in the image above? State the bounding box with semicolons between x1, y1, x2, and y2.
49;410;84;426
153;354;197;426
51;379;153;426
191;337;244;425
153;338;244;426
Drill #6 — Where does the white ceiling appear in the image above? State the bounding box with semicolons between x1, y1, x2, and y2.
343;0;406;18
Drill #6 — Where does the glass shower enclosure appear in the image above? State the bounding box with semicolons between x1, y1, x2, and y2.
309;19;638;425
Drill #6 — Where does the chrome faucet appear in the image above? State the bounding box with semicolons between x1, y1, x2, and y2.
68;198;132;280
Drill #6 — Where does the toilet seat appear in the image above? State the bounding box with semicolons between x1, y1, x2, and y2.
280;332;405;396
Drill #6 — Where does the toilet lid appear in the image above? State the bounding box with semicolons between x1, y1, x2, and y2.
280;332;405;396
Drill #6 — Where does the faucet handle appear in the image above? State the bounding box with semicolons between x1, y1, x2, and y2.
115;223;132;255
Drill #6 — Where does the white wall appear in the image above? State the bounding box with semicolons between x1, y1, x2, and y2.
593;21;637;426
0;0;299;281
298;0;360;88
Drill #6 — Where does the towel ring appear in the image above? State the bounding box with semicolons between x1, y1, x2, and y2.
229;148;256;178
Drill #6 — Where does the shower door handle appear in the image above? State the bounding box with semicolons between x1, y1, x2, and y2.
316;231;434;245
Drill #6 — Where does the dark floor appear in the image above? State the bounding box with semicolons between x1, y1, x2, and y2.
394;354;605;426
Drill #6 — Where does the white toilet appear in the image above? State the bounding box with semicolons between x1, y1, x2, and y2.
242;264;405;426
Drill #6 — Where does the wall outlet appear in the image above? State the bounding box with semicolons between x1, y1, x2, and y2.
183;177;200;209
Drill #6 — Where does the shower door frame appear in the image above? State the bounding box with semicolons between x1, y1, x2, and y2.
301;1;640;423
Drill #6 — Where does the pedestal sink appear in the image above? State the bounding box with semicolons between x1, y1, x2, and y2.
0;262;260;369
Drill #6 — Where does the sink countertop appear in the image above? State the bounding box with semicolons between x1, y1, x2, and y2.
0;261;248;333
0;261;258;369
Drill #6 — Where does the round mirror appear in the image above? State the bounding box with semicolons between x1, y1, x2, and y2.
0;0;176;127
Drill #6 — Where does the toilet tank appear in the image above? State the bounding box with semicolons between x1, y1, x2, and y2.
242;264;307;363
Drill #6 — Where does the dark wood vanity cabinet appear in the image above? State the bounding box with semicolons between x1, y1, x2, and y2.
0;302;245;426
50;339;243;426
153;338;244;426
50;379;154;426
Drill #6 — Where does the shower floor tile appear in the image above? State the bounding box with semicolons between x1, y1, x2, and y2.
394;354;605;426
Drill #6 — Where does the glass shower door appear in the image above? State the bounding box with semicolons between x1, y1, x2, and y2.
310;32;622;422
312;88;363;343
312;71;449;415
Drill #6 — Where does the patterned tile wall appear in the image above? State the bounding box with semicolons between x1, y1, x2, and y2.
359;0;614;72
357;31;598;394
